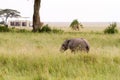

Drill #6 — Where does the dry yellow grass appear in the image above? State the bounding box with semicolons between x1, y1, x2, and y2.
0;27;120;80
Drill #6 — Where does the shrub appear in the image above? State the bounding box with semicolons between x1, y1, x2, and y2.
39;24;64;33
70;19;83;31
16;29;30;33
52;28;64;33
39;24;52;33
0;26;9;32
104;22;118;34
8;27;30;33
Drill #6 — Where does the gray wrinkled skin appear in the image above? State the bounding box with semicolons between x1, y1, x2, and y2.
60;38;90;53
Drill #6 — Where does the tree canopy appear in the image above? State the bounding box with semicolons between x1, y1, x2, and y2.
0;9;21;26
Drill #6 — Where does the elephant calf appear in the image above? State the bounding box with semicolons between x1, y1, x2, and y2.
60;38;90;53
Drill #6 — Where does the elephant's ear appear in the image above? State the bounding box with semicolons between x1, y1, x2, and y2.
65;39;71;44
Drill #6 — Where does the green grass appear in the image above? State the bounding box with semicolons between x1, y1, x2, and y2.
0;31;120;80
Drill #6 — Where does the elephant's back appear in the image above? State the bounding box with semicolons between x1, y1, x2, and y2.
68;38;90;49
68;38;85;47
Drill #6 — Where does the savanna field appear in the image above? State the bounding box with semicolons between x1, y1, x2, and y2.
0;27;120;80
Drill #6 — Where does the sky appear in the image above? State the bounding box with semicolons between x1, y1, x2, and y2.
0;0;120;22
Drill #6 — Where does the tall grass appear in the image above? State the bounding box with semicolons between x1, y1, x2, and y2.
0;31;120;80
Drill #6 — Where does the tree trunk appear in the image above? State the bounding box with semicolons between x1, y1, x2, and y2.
33;0;41;32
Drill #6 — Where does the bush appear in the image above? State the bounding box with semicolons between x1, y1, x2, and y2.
39;24;52;33
104;22;118;34
16;29;30;33
0;26;31;33
52;28;64;33
0;26;9;32
70;19;83;31
39;24;64;33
